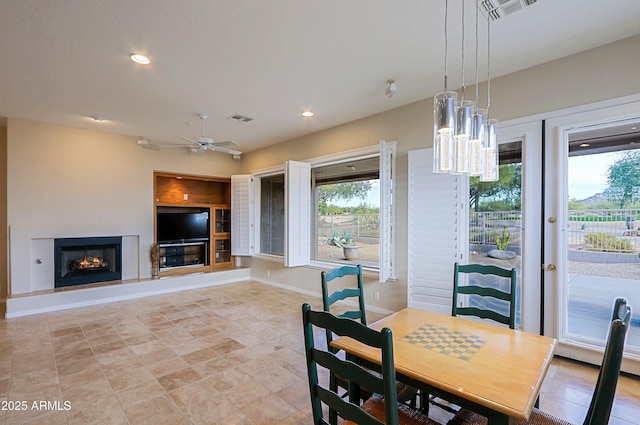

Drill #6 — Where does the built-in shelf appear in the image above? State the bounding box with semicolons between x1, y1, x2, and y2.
159;241;207;270
154;172;234;275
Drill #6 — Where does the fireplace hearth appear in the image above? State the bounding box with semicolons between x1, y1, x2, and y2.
54;237;122;288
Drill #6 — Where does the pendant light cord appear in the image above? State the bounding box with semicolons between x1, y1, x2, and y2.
474;0;479;110
487;11;492;117
461;0;466;101
444;0;449;92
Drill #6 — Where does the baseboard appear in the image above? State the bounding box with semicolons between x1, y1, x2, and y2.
5;267;250;318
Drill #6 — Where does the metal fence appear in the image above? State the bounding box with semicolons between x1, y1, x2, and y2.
319;209;640;252
470;209;640;253
568;208;640;253
469;211;522;249
318;214;380;240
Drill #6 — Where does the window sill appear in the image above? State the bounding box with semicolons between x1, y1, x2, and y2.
309;259;380;279
252;254;284;264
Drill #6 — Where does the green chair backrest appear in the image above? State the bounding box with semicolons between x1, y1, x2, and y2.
583;297;631;425
321;265;367;350
302;303;398;425
452;262;517;329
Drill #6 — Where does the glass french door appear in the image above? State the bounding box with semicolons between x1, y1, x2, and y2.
544;102;640;373
467;120;543;334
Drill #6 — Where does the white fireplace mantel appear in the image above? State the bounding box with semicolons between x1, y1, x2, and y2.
9;223;153;295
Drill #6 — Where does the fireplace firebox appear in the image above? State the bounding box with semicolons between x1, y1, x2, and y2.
54;237;122;288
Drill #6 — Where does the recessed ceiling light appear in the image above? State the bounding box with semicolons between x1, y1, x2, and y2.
130;53;150;65
302;111;314;117
632;126;637;130
579;143;590;147
91;116;106;122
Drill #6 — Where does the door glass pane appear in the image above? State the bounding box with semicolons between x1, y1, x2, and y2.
566;143;640;351
468;141;523;327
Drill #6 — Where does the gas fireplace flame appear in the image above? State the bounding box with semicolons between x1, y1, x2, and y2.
70;256;109;271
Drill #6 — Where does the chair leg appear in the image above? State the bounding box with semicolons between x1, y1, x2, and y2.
420;391;430;415
329;374;339;425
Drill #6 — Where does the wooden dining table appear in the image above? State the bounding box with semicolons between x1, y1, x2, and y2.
331;308;557;425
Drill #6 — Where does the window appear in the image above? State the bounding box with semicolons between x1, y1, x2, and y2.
312;156;381;267
259;174;285;256
231;141;395;282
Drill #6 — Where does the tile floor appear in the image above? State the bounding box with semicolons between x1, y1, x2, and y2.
0;281;638;424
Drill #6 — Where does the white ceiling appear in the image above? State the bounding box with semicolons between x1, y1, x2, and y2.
1;0;640;154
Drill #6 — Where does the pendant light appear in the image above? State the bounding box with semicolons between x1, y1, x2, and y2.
469;1;485;177
453;0;474;175
480;8;499;182
433;0;457;174
433;0;499;181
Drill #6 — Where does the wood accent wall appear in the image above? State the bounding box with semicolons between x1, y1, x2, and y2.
155;172;231;206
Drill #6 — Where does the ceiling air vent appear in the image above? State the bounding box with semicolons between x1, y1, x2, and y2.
228;114;254;123
479;0;537;20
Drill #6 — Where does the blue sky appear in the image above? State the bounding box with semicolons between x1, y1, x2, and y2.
568;152;618;200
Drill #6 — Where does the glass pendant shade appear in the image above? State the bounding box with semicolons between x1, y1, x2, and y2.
469;108;486;176
433;91;457;173
453;100;474;174
480;119;499;182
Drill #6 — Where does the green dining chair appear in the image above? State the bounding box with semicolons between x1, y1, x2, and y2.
321;265;417;423
301;303;439;425
449;297;632;425
452;262;517;329
321;264;368;334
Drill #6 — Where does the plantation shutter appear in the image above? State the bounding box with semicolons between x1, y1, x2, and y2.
407;148;467;313
379;140;397;282
231;174;253;256
285;160;311;267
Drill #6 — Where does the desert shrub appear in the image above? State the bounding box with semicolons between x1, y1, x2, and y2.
584;232;633;252
495;228;511;251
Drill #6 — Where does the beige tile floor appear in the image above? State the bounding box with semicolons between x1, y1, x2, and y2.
0;281;638;424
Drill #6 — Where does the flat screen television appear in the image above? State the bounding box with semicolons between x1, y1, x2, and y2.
157;212;209;243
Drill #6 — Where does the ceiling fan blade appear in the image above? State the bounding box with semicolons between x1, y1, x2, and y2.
136;139;161;151
177;135;198;145
208;145;242;156
210;140;238;147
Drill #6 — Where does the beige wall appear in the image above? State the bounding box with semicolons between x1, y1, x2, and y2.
5;118;243;296
0;126;7;300
239;34;640;312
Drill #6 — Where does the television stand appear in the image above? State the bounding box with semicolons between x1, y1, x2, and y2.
159;241;208;270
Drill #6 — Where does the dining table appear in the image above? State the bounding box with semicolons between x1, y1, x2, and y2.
331;307;557;425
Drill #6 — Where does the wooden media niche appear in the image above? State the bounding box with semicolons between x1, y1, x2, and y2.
154;171;233;276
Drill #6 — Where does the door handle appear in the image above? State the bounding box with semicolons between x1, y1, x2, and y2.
547;217;556;223
546;264;556;271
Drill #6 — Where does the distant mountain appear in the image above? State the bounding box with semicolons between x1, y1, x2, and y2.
578;192;607;205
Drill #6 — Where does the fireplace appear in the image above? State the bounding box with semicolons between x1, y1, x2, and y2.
54;237;122;288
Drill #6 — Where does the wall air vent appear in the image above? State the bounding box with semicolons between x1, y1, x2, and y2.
228;114;254;123
479;0;537;20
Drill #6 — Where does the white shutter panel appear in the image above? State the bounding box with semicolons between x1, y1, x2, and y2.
408;148;466;313
285;160;311;267
379;140;397;282
231;174;253;256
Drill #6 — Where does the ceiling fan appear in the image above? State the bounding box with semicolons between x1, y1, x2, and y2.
137;113;242;157
178;114;241;156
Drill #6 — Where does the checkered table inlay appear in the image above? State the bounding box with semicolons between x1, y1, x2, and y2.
403;323;487;361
